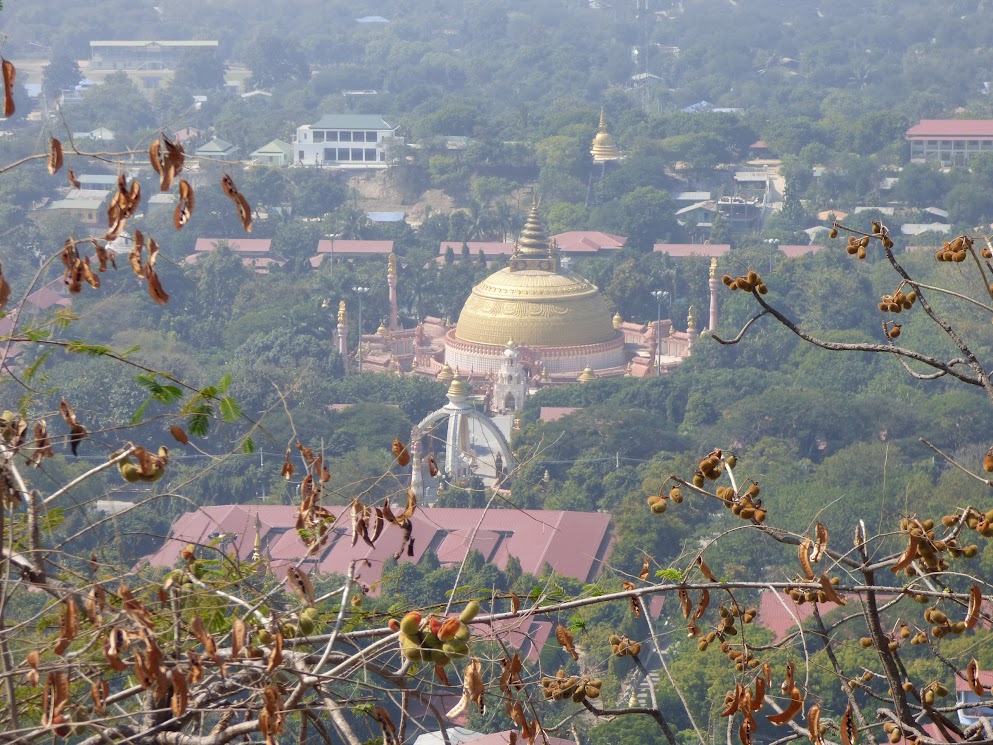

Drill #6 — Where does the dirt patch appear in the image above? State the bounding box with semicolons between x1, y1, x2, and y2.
346;173;454;225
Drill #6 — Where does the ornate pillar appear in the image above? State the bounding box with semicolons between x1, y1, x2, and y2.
387;253;399;331
337;300;349;372
409;425;424;499
687;305;698;345
709;257;719;331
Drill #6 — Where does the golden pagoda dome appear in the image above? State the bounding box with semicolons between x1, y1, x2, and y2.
612;311;623;329
591;108;622;164
454;202;617;348
578;366;597;384
377;321;388;336
437;363;454;383
447;376;467;397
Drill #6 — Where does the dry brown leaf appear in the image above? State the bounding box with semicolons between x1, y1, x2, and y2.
26;649;39;687
286;566;315;606
427;453;439;477
170;669;188;717
371;706;399;745
622;580;641;617
147;267;169;305
696;555;717;581
639;555;650;582
767;686;803;725
231;617;246;659
234;191;253;232
281;448;295;479
692;588;710;621
811;522;829;563
53;598;78;655
28;419;55;467
392;438;410;466
966;584;982;630
67;169;80;189
91;680;108;716
798;538;815;580
129;231;145;278
47;137;63;174
555;624;579;660
510;589;520;614
818;574;847;605
968;659;986;696
891;533;920;573
266;631;283;672
2;59;15;118
434;664;451;686
840;704;858;745
149;139;162;175
807;704;824;745
187;651;203;684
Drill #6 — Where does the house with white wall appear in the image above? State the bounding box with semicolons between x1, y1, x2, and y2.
292;114;396;168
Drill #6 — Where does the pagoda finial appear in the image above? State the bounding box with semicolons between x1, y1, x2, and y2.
388;252;397;276
710;257;718;280
337;300;347;326
591;106;623;163
251;514;263;562
687;305;696;332
513;197;554;260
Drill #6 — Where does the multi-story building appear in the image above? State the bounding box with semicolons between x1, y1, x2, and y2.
292;114;397;167
88;40;219;90
907;119;993;166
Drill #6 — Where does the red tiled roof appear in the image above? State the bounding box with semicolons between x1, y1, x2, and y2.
907;119;993;139
955;669;993;693
654;244;731;257
194;238;272;254
25;280;71;311
145;505;614;589
550;231;627;253
539;407;581;423
757;590;816;641
778;245;825;257
439;241;514;256
316;239;394;255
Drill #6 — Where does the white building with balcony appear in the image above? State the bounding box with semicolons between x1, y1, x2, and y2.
292;114;396;168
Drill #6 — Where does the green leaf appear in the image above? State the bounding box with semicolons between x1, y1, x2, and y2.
242;437;254;454
655;568;682;581
23;350;52;382
65;341;112;356
130;399;151;425
219;396;241;422
218;374;231;393
187;404;212;437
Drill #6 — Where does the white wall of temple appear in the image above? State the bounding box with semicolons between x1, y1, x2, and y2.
445;341;625;375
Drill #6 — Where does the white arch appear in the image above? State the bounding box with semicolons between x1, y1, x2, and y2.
417;402;515;483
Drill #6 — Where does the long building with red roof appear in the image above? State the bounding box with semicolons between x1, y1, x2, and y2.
907;119;993;166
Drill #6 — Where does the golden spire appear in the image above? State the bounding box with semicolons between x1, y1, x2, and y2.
612;310;622;329
578;366;597;384
710;257;718;280
447;375;467;397
687;305;696;332
514;199;552;258
388;252;397;276
337;300;347;326
377;321;388;336
591;107;622;163
437;362;454;384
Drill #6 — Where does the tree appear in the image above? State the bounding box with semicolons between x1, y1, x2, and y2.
243;34;309;90
172;48;227;91
41;52;82;99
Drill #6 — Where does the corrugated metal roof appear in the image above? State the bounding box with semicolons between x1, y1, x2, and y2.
194;238;272;254
310;114;395;130
90;40;218;47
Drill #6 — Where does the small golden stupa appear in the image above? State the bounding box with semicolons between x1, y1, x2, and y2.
590;108;622;164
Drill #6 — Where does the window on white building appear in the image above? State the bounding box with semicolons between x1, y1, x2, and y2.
337;148;350;160
364;148;376;161
314;131;325;143
340;131;352;142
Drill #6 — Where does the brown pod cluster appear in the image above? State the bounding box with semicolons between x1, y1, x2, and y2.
608;634;642;657
935;235;971;263
845;235;871;260
723;271;768;295
541;671;602;702
878;289;917;314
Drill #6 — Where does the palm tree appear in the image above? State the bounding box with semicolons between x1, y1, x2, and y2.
493;201;516;241
335;204;368;239
466;201;491;240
